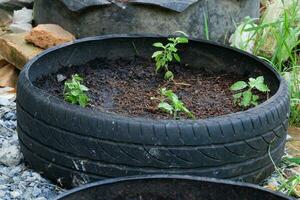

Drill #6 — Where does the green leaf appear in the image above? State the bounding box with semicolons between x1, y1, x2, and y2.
252;94;259;102
80;85;89;91
177;37;189;43
78;95;89;107
173;53;181;62
153;42;164;48
168;44;177;52
230;81;248;91
241;90;252;107
158;102;173;114
285;157;300;165
152;51;163;58
164;71;174;81
255;82;270;92
167;52;173;61
168;38;176;43
233;92;242;105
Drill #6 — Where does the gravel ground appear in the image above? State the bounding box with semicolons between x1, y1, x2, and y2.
0;102;63;200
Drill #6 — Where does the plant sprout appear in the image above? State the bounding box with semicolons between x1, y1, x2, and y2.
230;76;270;108
63;74;89;107
152;88;195;119
152;36;188;81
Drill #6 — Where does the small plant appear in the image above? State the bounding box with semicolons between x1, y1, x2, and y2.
63;74;89;107
268;147;300;198
230;76;270;108
152;88;195;119
152;36;188;80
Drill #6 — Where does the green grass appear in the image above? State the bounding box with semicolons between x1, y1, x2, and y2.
237;0;300;127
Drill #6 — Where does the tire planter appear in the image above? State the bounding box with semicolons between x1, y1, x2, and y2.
55;175;293;200
17;35;290;188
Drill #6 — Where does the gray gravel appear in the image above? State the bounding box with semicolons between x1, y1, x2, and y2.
0;102;64;200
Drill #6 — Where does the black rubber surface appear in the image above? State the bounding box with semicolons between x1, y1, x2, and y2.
54;175;293;200
17;35;290;188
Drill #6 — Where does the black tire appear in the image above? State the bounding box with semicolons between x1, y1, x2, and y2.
17;35;290;188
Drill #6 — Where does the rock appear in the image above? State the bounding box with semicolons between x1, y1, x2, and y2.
10;190;21;198
32;186;42;197
3;111;16;121
0;8;12;27
57;74;66;82
0;140;21;167
0;64;18;88
229;17;257;53
9;7;33;33
0;56;9;68
25;24;75;49
0;32;43;69
0;87;16;106
286;140;300;158
288;126;300;141
264;183;277;191
0;190;6;198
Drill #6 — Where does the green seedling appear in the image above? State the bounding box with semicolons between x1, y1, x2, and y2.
152;36;188;81
152;88;195;119
63;74;89;107
230;76;270;108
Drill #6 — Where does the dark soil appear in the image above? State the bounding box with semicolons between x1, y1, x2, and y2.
35;57;268;119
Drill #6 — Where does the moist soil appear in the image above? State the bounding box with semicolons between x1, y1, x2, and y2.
35;56;267;120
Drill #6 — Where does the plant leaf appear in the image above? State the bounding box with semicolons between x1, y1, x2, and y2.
158;102;173;114
173;53;181;62
255;82;270;92
152;51;163;58
164;71;174;81
230;81;248;91
241;90;252;107
177;37;189;43
153;42;164;48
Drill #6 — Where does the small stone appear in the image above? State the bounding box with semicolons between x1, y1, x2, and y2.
32;186;42;197
0;190;6;198
25;24;75;49
10;190;21;198
3;111;16;121
264;183;277;191
0;185;7;190
0;32;43;69
0;141;21;166
57;74;66;82
36;197;47;200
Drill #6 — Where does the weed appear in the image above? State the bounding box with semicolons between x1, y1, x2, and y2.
152;36;188;81
230;76;270;108
268;146;300;197
151;88;195;119
63;74;89;107
231;0;300;126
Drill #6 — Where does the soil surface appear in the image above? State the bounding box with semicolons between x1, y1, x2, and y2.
35;57;268;119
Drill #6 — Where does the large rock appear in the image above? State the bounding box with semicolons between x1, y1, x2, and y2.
25;24;75;49
0;32;43;69
0;8;12;26
0;63;18;88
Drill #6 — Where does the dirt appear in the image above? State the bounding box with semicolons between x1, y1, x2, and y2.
35;56;268;120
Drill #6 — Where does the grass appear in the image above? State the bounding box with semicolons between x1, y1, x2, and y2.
233;0;300;127
267;145;300;198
